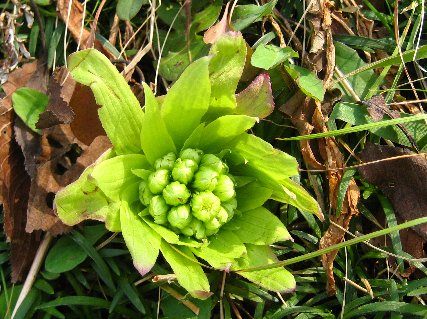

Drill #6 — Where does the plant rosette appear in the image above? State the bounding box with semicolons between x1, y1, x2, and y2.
55;32;322;299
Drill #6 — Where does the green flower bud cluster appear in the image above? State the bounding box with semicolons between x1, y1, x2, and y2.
138;149;237;240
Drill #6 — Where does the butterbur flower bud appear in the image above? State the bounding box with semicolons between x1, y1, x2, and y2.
204;217;221;231
167;205;192;229
149;195;169;224
191;191;221;222
200;154;228;174
216;207;229;224
154;152;176;170
213;175;235;202
139;181;154;206
181;219;206;240
192;167;218;191
172;159;198;184
148;169;170;194
180;148;204;164
162;181;191;206
222;198;237;221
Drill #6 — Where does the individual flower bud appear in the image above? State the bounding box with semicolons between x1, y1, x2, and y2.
222;198;237;221
163;181;191;206
148;169;170;194
200;154;228;174
192;167;219;191
172;159;198;184
206;227;219;237
154;152;176;170
180;148;204;164
216;207;229;224
139;181;154;206
191;191;221;222
204;217;221;231
181;219;206;240
213;175;235;202
167;205;192;229
149;195;169;224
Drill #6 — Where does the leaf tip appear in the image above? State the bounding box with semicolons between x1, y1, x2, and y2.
193;290;213;300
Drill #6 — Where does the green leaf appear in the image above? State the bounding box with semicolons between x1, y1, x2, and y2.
116;0;147;20
142;217;203;248
284;64;325;101
120;202;160;276
158;42;208;82
55;151;121;229
68;49;144;154
273;178;322;218
70;230;115;291
12;88;48;133
235;73;275;119
345;301;427;318
234;245;296;292
140;83;177;164
334;41;377;100
251;44;298;69
160;241;211;299
91;154;150;202
197;115;257;153
235;181;273;212
328;102;427;149
230;133;299;178
161;57;211;150
281;113;427;141
206;32;247;118
223;207;291;245
192;230;246;268
45;236;87;273
231;0;278;31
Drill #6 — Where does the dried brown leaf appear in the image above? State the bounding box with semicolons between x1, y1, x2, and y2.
358;144;427;239
203;2;232;44
0;62;42;282
37;67;75;129
69;83;105;146
56;0;114;58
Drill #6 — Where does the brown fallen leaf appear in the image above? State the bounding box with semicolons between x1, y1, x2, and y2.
358;144;427;239
69;83;105;146
56;0;115;58
37;67;75;129
0;62;42;282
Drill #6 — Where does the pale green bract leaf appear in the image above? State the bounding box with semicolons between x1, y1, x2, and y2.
232;163;322;218
235;181;273;212
197;115;257;153
140;83;177;164
142;217;203;248
120;202;160;276
206;32;246;118
91;154;150;202
234;244;296;293
230;133;299;178
68;49;144;154
223;207;291;244
160;241;211;299
55;149;121;230
12;88;48;134
161;57;211;150
192;230;246;269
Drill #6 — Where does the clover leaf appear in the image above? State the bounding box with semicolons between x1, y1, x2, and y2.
55;32;321;299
